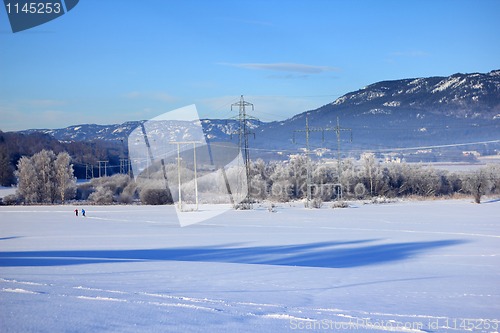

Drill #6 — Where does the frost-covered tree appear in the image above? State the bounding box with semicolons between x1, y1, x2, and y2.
139;186;173;205
311;163;339;200
339;158;358;196
269;162;294;201
270;179;293;202
360;153;383;196
249;174;268;200
485;164;500;195
354;182;367;199
288;155;309;198
54;152;76;203
15;156;40;204
409;166;441;197
15;150;76;204
88;186;114;204
91;174;132;197
32;150;57;203
461;167;493;204
249;158;267;180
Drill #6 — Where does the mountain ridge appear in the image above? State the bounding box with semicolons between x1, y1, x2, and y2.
17;70;500;161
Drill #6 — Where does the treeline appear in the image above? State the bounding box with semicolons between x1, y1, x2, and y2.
0;130;125;186
14;150;76;204
3;149;499;206
103;153;499;205
246;154;500;204
2;149;171;206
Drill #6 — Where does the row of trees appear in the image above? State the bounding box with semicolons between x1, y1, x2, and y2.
14;150;76;204
75;174;171;205
245;154;499;204
0;130;125;186
4;149;170;206
4;150;499;205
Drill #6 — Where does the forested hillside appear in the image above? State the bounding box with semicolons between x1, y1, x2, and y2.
0;131;124;185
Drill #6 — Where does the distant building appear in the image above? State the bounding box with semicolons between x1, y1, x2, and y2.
382;153;402;164
462;151;481;157
384;156;402;163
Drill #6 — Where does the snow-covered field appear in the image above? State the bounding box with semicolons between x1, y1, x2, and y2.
1;200;499;332
0;186;16;199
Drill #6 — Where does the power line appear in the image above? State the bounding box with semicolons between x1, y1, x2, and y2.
169;141;201;211
327;117;352;196
97;161;108;178
230;95;259;208
119;158;131;176
293;114;352;206
85;163;94;180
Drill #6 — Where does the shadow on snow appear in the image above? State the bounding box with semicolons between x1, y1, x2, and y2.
0;239;466;269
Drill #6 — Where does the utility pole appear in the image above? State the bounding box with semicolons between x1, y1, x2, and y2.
293;113;323;207
230;95;257;208
329;117;352;200
139;123;155;179
97;161;108;178
119;139;131;176
293;114;352;206
119;158;130;175
85;163;94;180
170;141;200;211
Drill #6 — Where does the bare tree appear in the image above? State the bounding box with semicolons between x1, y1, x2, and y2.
0;145;14;186
461;168;492;204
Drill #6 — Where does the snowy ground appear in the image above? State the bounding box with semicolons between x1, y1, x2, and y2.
1;200;499;333
0;186;16;199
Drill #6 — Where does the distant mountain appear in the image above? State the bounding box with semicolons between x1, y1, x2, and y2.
252;70;500;160
19;70;500;162
329;70;500;119
20;121;144;143
20;119;262;143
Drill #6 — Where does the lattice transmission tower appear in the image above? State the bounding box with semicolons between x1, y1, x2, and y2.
230;95;258;208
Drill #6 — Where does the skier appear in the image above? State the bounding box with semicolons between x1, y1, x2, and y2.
81;208;86;217
74;209;78;217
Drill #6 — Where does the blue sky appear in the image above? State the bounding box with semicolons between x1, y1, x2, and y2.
1;0;499;131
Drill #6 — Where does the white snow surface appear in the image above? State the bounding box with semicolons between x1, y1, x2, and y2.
0;186;16;199
1;200;499;332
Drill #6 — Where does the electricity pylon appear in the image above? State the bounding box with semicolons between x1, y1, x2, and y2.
230;95;258;208
293;114;352;206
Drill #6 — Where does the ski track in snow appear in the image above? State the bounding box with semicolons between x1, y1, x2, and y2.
204;223;500;239
2;287;41;294
85;216;167;224
76;295;127;302
1;277;497;332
